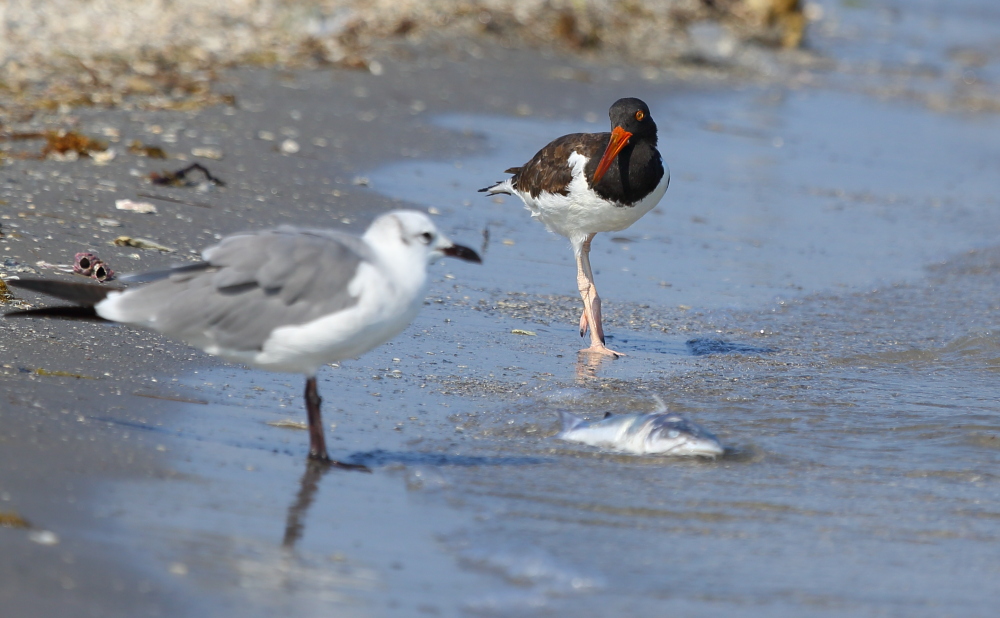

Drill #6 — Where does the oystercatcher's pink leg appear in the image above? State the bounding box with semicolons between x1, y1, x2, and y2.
575;234;622;357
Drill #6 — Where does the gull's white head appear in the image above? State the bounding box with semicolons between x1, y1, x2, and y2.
365;210;481;265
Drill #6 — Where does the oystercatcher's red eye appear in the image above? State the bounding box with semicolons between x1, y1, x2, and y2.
635;110;645;121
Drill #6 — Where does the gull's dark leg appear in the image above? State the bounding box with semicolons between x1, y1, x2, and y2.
304;376;369;471
305;376;328;460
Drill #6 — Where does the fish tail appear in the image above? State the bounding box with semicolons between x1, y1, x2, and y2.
556;411;586;436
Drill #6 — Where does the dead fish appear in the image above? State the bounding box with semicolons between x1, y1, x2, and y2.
556;396;724;458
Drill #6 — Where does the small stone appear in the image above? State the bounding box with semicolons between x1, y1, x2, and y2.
91;149;116;165
280;139;300;155
28;530;59;546
191;147;223;160
115;199;157;214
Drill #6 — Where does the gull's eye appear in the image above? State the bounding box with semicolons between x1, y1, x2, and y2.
635;110;645;121
419;232;434;244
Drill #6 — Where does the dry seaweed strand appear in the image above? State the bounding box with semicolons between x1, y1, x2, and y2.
0;511;31;529
31;367;99;379
113;236;176;252
0;276;13;304
1;130;108;159
41;130;108;158
128;140;168;159
150;163;225;187
0;132;45;142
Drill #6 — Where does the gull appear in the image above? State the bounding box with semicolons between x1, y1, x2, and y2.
5;210;481;468
481;97;669;357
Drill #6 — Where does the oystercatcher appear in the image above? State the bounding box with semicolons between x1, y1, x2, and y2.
480;97;668;357
5;211;481;468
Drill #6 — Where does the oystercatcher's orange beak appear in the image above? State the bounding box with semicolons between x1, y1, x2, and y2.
591;126;633;186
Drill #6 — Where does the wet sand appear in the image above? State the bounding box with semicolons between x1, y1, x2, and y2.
3;2;1000;616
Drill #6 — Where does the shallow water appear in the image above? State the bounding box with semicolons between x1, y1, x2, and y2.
371;87;1000;309
93;77;1000;617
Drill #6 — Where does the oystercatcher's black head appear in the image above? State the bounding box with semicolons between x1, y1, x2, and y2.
592;97;658;186
609;97;657;142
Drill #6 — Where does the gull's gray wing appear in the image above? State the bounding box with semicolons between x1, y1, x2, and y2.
110;227;375;352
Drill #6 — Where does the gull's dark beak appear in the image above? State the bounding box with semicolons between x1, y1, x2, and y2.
443;244;482;263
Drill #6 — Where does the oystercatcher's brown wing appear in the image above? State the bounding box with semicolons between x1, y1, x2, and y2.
510;132;609;199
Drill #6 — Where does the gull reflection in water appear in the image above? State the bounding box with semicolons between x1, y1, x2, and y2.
282;460;369;549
